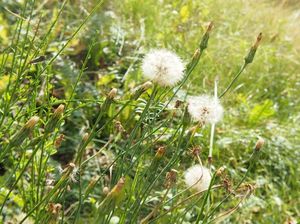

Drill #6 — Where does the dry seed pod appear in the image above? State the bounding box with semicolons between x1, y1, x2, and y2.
190;146;201;157
174;100;183;109
48;203;62;215
165;169;178;188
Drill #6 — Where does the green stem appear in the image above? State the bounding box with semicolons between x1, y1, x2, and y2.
203;149;260;222
195;172;217;223
219;63;247;98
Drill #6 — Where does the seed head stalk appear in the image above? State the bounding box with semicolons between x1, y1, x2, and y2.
219;33;262;98
208;78;218;167
202;138;264;222
195;172;217;223
19;163;77;223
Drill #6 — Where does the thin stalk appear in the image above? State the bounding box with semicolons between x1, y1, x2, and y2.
208;78;218;166
39;0;104;76
149;185;222;223
195;172;217;223
218;63;247;98
203;148;260;222
140;188;171;224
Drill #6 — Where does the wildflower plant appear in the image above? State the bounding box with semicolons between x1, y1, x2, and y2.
0;1;274;224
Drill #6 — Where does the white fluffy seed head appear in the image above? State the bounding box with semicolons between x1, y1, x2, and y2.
142;49;185;87
184;165;211;192
188;95;224;124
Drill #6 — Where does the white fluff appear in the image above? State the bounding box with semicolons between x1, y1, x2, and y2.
188;95;224;124
184;165;211;192
142;49;185;87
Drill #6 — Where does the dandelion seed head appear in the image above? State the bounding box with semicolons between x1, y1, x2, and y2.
142;49;185;87
188;95;224;124
184;165;211;192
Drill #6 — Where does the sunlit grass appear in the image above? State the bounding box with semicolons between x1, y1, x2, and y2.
0;0;299;223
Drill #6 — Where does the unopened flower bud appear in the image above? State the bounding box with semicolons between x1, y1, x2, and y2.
108;88;117;99
82;132;89;142
141;81;153;91
86;175;97;188
109;177;125;197
216;167;225;177
207;21;213;32
54;134;64;148
45;105;65;133
200;22;213;50
255;138;265;151
9;116;39;147
24;116;40;129
254;33;262;48
155;146;166;159
131;81;153;100
103;186;110;195
53;104;65;118
193;48;200;59
245;33;262;64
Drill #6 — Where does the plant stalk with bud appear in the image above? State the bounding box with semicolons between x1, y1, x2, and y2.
219;33;262;98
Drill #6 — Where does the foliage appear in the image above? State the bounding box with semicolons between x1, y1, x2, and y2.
0;0;299;223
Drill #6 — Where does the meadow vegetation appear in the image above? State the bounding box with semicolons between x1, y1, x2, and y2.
0;0;299;223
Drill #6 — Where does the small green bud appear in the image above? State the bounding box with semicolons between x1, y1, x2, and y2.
244;33;262;64
131;81;152;100
45;104;65;133
200;22;213;50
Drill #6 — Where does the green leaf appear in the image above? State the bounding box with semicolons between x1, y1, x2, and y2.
249;99;275;124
